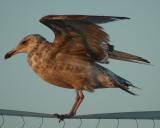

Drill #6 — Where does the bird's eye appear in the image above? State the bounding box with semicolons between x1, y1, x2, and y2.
21;41;27;45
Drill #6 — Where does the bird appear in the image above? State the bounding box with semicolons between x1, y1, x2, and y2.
4;15;150;121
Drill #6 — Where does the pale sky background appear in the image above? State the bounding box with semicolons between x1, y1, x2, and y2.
0;0;160;128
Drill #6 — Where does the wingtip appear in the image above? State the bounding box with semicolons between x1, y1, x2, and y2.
122;17;130;20
117;17;130;20
137;57;150;64
39;15;53;23
144;59;151;63
130;85;141;90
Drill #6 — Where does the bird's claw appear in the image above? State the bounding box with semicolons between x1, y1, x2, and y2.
55;114;67;123
54;113;74;123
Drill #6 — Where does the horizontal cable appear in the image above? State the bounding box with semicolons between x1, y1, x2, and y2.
75;111;160;119
0;109;54;118
0;109;160;120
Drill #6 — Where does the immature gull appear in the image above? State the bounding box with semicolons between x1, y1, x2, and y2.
4;15;150;121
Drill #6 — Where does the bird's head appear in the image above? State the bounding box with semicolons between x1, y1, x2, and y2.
4;34;45;59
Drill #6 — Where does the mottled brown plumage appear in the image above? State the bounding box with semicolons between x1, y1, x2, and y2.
4;15;149;121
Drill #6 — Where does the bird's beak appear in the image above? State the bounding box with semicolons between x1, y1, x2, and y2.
4;49;18;59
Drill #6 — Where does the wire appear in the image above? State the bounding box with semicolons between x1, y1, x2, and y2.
116;119;119;128
96;119;101;128
20;116;25;128
0;115;4;128
135;119;138;128
152;119;155;128
38;117;44;128
78;118;82;128
61;120;66;128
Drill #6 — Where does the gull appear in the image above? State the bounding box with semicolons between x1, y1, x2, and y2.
4;15;150;121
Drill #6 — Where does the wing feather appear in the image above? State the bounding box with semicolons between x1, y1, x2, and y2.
40;15;129;62
40;15;130;24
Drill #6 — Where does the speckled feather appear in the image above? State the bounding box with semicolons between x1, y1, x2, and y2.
5;15;149;118
26;36;114;92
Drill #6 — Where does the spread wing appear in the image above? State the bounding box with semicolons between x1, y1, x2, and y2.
40;15;129;62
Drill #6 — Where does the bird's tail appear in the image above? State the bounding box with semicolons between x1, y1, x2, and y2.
110;71;139;96
108;50;150;64
95;63;139;95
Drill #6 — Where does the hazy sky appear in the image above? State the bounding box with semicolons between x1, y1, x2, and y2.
0;0;160;127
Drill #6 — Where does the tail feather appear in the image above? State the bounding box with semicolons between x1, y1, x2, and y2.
116;75;141;90
118;84;137;95
94;63;138;95
108;50;150;64
114;75;138;96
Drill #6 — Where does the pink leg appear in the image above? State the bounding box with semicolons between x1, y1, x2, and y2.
56;90;84;122
71;90;84;115
68;90;80;116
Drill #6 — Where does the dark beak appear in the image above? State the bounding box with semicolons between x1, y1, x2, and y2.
4;49;17;59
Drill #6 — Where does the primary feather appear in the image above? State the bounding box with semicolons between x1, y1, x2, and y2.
40;15;149;64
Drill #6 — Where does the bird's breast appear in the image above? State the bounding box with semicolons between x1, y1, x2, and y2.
27;50;95;90
27;49;85;89
27;47;114;91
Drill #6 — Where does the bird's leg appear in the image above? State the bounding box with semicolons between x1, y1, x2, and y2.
60;90;84;117
55;90;81;122
68;90;80;116
71;90;84;115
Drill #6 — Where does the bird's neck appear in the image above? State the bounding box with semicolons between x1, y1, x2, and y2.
27;38;66;60
27;41;48;57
